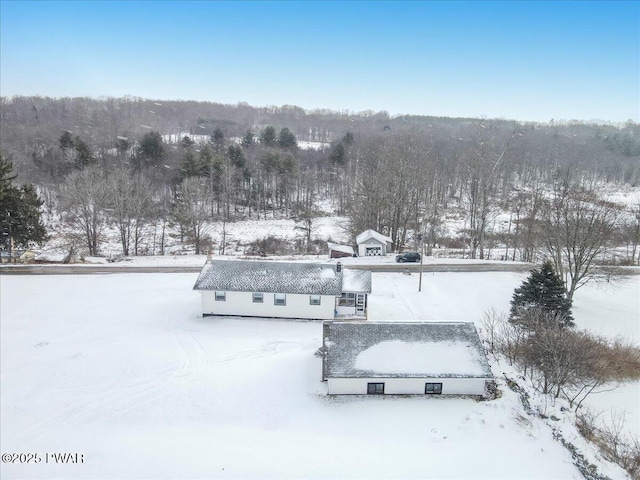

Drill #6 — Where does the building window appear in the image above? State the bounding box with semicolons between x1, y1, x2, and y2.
215;291;226;301
310;295;321;306
252;292;263;303
338;292;356;307
425;383;443;394
274;293;286;306
367;382;385;395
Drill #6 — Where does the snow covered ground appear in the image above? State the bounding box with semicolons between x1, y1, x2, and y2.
1;270;637;479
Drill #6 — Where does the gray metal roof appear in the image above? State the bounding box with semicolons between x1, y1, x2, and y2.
323;322;493;379
193;260;344;295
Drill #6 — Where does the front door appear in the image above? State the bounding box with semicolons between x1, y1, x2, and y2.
356;294;366;315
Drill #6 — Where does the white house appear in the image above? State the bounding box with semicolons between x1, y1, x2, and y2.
356;229;392;256
193;260;371;320
322;322;494;396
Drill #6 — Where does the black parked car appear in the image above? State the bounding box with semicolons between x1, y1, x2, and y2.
395;252;421;263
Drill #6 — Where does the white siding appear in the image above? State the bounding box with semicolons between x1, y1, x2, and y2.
335;305;356;316
357;238;388;257
201;291;336;320
327;377;489;395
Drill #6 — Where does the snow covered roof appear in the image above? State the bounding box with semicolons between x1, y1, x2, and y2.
193;260;344;295
342;269;371;293
323;322;492;379
327;242;354;255
356;229;392;245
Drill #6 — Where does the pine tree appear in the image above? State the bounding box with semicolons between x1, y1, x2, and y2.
134;131;164;171
329;142;346;165
240;130;254;149
510;260;574;328
277;128;297;149
210;128;225;151
0;154;48;255
259;126;277;147
74;136;93;169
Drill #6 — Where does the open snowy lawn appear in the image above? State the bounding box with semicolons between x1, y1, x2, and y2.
1;272;636;479
369;271;640;438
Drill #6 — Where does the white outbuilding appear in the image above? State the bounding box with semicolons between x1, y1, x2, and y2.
322;322;494;396
193;259;371;320
356;229;392;256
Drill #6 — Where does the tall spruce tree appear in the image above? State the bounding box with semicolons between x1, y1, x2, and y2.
510;260;574;328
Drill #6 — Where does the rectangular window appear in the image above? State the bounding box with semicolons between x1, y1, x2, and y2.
310;295;321;306
274;293;286;306
367;382;385;395
252;292;263;303
337;293;356;307
425;383;443;394
214;291;226;301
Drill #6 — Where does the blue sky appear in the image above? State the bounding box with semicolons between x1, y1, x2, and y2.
1;0;638;122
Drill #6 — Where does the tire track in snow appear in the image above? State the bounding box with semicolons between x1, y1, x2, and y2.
391;273;429;320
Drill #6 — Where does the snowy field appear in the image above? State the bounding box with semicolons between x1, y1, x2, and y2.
1;270;638;479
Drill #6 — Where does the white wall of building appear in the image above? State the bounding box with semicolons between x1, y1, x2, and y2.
335;305;356;316
327;377;489;395
357;239;387;257
201;291;336;320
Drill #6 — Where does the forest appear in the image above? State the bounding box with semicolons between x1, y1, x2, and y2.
1;95;639;280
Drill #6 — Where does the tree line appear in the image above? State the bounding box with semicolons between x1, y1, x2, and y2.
1;96;639;280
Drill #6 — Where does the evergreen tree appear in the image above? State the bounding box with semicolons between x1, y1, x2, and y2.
134;131;164;171
277;127;297;149
259;126;277;147
58;131;74;150
342;131;355;146
179;149;203;180
227;145;245;168
211;128;225;151
73;136;93;169
0;155;17;199
329;142;346;165
0;154;48;255
510;260;574;328
240;130;254;149
181;135;195;150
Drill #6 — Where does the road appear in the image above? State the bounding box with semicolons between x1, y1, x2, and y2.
2;262;637;275
0;262;534;275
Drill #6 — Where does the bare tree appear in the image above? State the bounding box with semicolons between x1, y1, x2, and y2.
106;169;155;256
58;166;109;256
542;172;620;300
172;177;211;254
460;124;515;259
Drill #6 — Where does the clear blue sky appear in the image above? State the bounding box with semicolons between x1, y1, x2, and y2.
1;0;638;122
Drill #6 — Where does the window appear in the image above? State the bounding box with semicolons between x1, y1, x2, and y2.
310;295;321;306
337;293;356;307
252;292;263;303
274;293;286;306
367;382;385;395
425;383;443;394
214;291;226;301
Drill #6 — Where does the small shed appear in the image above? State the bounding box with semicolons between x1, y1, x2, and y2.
322;322;494;396
356;229;392;256
327;242;354;259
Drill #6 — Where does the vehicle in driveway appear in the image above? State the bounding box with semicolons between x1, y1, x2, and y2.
395;252;421;263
